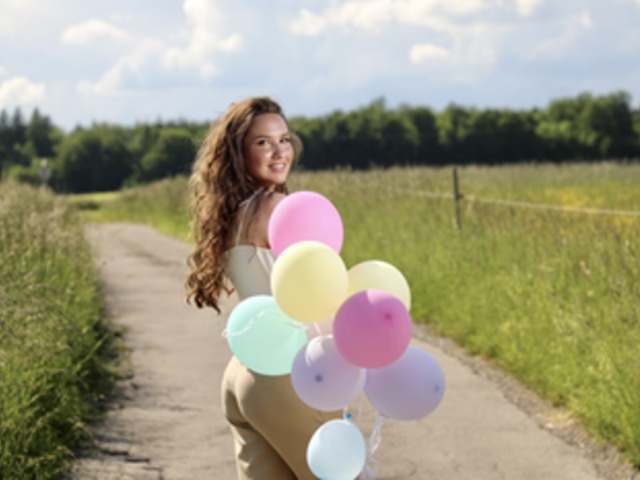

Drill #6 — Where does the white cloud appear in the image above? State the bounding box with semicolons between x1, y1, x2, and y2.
78;40;167;95
529;10;593;59
290;0;491;36
337;0;401;31
107;12;135;24
290;8;327;36
75;0;243;95
578;10;593;28
0;0;50;9
514;0;544;17
61;19;133;45
0;76;46;109
2;0;638;130
410;43;450;63
217;34;242;52
288;0;505;82
0;0;87;42
166;0;243;75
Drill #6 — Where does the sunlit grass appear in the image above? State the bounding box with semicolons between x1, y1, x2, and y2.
75;178;190;241
83;162;640;466
292;164;640;466
0;181;114;479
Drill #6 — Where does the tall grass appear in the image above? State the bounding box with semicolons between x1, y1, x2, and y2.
84;162;640;466
295;163;640;466
0;181;112;479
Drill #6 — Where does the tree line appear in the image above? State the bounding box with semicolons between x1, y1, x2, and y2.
1;90;639;193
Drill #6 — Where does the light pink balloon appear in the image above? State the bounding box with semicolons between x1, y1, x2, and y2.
364;346;445;421
268;191;343;257
333;289;413;369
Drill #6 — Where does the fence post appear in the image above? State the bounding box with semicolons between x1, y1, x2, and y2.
452;167;462;231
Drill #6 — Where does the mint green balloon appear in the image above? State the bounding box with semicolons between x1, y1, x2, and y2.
226;295;308;376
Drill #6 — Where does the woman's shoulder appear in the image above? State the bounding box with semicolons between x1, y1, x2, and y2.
251;190;286;246
259;190;286;216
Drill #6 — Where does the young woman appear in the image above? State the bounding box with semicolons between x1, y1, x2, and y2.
186;97;339;479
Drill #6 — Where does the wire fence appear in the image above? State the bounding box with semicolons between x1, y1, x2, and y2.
386;167;640;230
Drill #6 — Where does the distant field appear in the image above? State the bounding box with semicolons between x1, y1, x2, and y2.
78;162;640;466
72;179;190;241
69;190;121;208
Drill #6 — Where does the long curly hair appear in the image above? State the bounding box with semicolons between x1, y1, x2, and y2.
186;97;302;313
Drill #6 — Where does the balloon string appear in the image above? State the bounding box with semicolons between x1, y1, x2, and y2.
342;391;364;429
313;322;322;336
221;307;306;339
356;391;364;428
359;412;387;480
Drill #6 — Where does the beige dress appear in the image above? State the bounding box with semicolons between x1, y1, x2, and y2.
221;196;340;480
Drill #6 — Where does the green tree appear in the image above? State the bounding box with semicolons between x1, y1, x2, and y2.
575;91;637;158
290;116;327;170
400;106;443;165
26;109;57;158
536;91;639;160
536;96;583;160
0;110;9;173
0;108;31;171
379;113;419;167
436;104;472;164
11;107;27;147
125;124;160;183
139;128;196;182
348;98;386;169
54;128;134;193
456;109;542;164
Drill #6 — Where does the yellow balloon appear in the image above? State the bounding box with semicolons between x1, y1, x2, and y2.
271;241;348;324
347;260;411;310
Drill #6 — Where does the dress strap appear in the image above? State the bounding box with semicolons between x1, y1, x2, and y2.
235;188;264;246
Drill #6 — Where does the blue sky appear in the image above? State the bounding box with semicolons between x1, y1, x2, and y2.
1;0;639;131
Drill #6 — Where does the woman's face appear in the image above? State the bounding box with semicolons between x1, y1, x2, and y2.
242;113;293;190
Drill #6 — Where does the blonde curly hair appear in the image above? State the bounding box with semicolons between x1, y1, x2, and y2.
186;97;302;313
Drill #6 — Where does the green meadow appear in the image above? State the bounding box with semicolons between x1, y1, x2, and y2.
0;182;113;479
81;162;640;467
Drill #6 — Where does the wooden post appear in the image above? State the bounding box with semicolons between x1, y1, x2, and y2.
453;167;462;231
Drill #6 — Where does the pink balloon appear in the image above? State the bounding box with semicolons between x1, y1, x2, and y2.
291;335;366;411
333;289;412;369
268;191;343;257
364;346;445;421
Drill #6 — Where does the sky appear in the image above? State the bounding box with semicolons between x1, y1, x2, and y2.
1;0;639;131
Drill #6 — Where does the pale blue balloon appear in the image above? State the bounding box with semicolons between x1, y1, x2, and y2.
307;419;366;480
226;295;308;376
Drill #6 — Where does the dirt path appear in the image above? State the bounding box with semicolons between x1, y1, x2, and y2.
69;223;637;480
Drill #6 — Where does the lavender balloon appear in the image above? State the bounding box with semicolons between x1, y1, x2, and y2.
364;346;445;421
291;335;366;411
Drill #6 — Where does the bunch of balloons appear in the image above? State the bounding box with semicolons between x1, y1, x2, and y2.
225;191;446;479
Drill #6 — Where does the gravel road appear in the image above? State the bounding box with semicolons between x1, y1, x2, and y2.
67;223;638;480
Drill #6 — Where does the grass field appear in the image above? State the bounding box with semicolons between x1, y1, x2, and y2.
0;181;113;479
70;178;190;241
78;162;640;467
